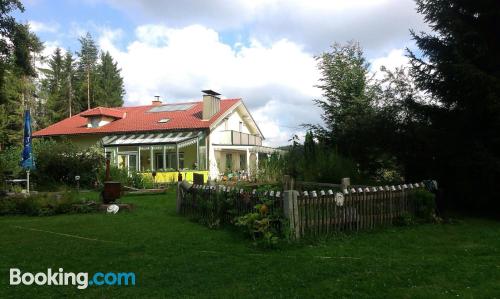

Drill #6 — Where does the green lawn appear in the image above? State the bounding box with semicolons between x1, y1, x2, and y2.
0;190;499;298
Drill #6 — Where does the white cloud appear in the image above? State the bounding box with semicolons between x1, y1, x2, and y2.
98;24;321;147
369;48;410;79
102;0;428;55
28;20;60;33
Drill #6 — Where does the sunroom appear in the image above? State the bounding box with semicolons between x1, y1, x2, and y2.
102;131;209;183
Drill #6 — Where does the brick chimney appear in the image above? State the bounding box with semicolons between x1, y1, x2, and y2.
152;95;162;105
202;90;221;120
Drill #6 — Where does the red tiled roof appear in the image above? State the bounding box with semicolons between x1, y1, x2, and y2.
80;107;125;119
33;99;241;137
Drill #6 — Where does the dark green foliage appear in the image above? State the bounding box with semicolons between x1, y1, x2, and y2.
410;189;437;221
75;32;98;111
284;133;363;184
257;152;286;183
182;187;285;243
31;139;104;190
98;165;154;189
40;48;77;124
95;51;124;107
408;0;500;212
0;0;24;106
0;4;43;148
0;191;96;216
312;42;381;173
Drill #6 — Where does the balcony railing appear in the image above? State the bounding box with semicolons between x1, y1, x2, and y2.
217;130;262;146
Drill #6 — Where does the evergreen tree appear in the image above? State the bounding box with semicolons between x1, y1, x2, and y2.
41;47;66;123
61;50;76;118
0;20;42;148
409;0;500;211
76;32;98;111
0;0;24;106
95;51;124;107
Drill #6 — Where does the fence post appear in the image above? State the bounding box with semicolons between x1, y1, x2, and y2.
284;190;300;239
341;178;350;190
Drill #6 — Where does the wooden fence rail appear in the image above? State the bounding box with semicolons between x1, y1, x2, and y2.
286;183;425;238
177;181;427;239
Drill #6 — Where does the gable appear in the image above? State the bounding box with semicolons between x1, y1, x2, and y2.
210;101;264;139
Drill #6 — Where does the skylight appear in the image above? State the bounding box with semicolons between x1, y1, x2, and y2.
148;104;195;113
158;118;170;123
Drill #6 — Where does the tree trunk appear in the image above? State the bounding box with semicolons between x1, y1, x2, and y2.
68;73;72;117
87;68;90;110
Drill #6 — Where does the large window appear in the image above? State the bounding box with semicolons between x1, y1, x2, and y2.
225;153;232;171
155;154;164;170
155;152;184;170
240;153;246;170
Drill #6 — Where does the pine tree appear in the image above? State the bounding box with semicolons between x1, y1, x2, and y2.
409;0;500;211
76;32;98;111
95;51;124;107
0;0;24;106
61;50;76;118
0;22;43;148
41;47;66;123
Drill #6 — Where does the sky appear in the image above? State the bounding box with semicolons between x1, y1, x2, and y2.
16;0;429;147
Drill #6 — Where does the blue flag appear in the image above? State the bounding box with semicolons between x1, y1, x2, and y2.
21;110;35;170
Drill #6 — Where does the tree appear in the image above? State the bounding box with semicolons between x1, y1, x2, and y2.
311;42;379;174
62;50;76;117
41;47;76;123
95;51;124;107
409;0;500;211
0;0;24;106
0;18;43;149
76;32;98;111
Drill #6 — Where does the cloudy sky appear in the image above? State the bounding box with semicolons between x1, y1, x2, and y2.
17;0;428;146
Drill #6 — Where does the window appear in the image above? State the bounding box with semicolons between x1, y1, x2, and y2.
178;153;185;169
155;154;164;170
240;153;246;170
158;118;170;123
225;153;232;170
224;118;229;130
148;104;195;113
239;121;243;132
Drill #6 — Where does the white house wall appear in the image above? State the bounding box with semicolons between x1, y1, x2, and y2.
208;105;259;179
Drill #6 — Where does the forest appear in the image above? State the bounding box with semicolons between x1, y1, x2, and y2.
0;0;124;150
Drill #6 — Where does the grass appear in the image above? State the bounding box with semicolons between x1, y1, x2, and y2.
0;190;499;298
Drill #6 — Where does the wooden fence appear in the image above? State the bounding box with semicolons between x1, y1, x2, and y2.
177;180;428;239
284;183;426;239
178;184;284;226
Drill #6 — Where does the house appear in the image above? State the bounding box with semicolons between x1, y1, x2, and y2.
33;90;281;182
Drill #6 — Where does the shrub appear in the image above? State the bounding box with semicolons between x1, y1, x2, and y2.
394;212;415;226
0;145;23;180
410;189;437;221
32;139;104;190
0;192;97;216
235;203;282;248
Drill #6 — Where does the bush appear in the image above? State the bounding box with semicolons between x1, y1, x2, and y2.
0;192;97;216
410;189;437;221
32;139;104;190
98;166;156;189
235;202;283;248
0;145;23;181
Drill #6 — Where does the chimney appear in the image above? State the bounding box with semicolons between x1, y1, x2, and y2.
202;90;221;120
152;95;162;105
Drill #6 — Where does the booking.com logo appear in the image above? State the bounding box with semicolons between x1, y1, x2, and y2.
10;268;136;289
